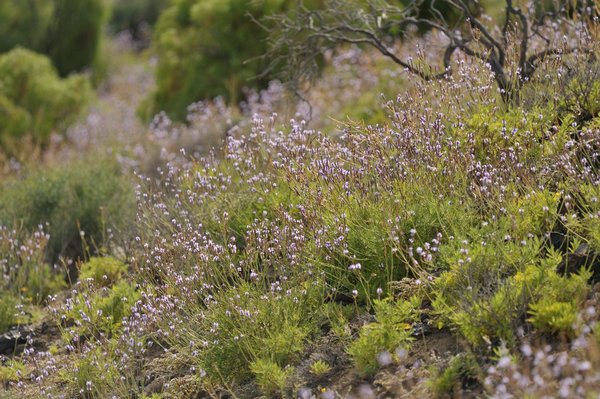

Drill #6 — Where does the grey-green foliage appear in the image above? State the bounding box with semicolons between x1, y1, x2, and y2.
0;158;135;263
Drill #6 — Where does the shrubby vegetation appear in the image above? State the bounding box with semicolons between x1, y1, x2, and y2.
143;0;322;121
45;0;106;77
1;0;600;398
0;48;91;149
0;158;135;263
0;0;105;76
0;0;54;54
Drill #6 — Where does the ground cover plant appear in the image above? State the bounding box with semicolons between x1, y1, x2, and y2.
0;0;600;398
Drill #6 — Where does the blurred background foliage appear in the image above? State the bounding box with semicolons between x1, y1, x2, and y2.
141;0;323;121
0;48;91;148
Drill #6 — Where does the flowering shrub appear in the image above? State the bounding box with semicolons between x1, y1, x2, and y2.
3;5;600;398
0;225;64;304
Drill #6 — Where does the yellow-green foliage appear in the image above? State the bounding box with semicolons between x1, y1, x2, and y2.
79;257;128;287
309;359;332;376
0;359;26;385
435;236;590;346
527;265;590;335
162;281;324;386
145;0;321;121
461;104;557;161
64;281;140;339
348;297;419;375
250;358;293;396
0;48;91;145
0;293;17;333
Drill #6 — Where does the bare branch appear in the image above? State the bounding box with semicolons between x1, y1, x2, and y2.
263;0;597;106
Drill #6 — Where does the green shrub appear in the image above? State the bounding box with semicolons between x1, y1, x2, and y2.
0;0;54;53
430;354;481;399
0;359;26;385
434;234;590;346
79;257;128;287
161;281;325;386
0;158;135;263
527;265;590;335
347;297;419;375
0;48;91;145
0;94;31;140
0;293;17;333
309;359;331;376
145;0;321;121
44;0;106;77
0;0;106;77
63;280;140;339
250;358;293;396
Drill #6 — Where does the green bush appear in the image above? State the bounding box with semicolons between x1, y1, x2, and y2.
0;293;17;333
145;0;321;121
0;158;135;263
63;280;140;339
430;354;481;399
0;48;91;145
45;0;106;77
249;358;293;396
0;0;106;77
0;0;54;53
79;257;128;287
347;297;419;375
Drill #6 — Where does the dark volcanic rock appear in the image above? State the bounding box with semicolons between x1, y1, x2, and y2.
0;325;32;356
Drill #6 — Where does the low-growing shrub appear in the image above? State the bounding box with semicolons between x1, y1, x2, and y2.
348;297;420;375
430;354;481;399
0;359;26;386
249;358;293;396
0;226;65;304
157;280;325;388
0;48;91;146
0;293;17;333
0;158;135;263
78;257;128;287
62;280;140;340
